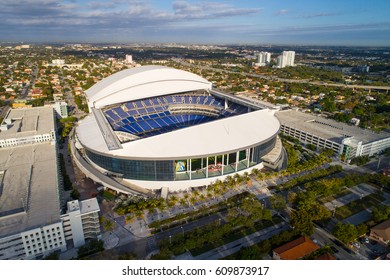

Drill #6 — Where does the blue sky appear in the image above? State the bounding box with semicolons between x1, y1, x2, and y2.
1;0;389;46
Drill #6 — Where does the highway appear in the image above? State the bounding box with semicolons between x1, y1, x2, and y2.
178;61;390;92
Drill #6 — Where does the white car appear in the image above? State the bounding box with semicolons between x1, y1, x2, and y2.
353;242;360;248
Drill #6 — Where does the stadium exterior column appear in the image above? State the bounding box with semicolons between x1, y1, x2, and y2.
235;151;239;172
247;148;250;168
206;157;209;178
221;154;224;175
189;159;192;180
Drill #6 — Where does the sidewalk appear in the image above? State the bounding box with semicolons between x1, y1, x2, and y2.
324;183;376;211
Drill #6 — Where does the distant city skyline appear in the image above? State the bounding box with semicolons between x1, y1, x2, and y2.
1;0;390;46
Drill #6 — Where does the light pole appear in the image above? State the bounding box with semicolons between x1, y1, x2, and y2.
377;158;381;171
169;235;172;245
181;226;184;237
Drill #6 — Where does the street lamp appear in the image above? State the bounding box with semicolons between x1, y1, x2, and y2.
181;226;184;237
169;235;172;245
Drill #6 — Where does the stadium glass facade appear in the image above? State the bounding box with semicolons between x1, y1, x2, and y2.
85;136;276;182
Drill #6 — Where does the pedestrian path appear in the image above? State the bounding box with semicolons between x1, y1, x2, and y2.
194;221;289;260
324;183;376;211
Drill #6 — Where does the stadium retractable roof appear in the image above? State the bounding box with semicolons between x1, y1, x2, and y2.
77;109;280;159
86;65;212;109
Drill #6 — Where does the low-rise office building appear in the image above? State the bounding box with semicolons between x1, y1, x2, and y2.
276;110;390;161
0;107;100;259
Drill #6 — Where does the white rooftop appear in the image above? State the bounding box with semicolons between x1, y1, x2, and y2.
77;109;280;159
79;198;100;214
276;110;390;144
86;65;212;109
0;143;60;238
0;107;54;140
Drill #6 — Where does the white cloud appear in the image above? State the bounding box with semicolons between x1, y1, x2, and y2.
275;9;289;16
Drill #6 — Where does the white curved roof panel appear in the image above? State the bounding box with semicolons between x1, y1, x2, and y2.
86;65;212;109
76;109;280;160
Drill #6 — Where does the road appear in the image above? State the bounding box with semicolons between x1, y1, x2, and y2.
19;64;38;99
311;226;366;260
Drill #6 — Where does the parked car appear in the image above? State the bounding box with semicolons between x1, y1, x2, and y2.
331;246;339;253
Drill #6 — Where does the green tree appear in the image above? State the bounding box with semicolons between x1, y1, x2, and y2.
71;188;80;200
371;205;390;223
240;246;262;260
104;220;114;232
333;222;358;244
290;209;314;235
269;194;287;210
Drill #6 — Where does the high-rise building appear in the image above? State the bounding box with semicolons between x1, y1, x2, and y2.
256;52;271;66
276;51;295;68
125;55;133;64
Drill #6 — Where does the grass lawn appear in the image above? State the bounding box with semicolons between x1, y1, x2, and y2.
101;190;116;201
318;188;352;204
189;216;283;256
335;192;385;220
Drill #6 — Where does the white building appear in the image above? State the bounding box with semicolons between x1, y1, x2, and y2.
125;55;133;64
255;52;271;66
61;199;101;248
0;107;101;259
52;101;68;118
0;107;56;148
73;66;283;193
276;51;295;68
276;110;390;161
52;59;65;66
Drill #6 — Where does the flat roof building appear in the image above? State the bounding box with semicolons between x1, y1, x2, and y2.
276;109;390;161
0;107;56;148
0;107;100;259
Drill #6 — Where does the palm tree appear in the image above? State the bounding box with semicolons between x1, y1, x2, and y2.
192;189;200;198
104;219;114;232
169;195;178;205
179;198;187;207
126;204;137;215
147;208;156;215
135;209;144;220
183;193;190;206
242;172;250;185
251;168;259;176
125;214;135;224
189;196;197;206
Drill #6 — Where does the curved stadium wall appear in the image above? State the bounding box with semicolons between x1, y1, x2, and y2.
75;66;282;191
83;135;277;182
